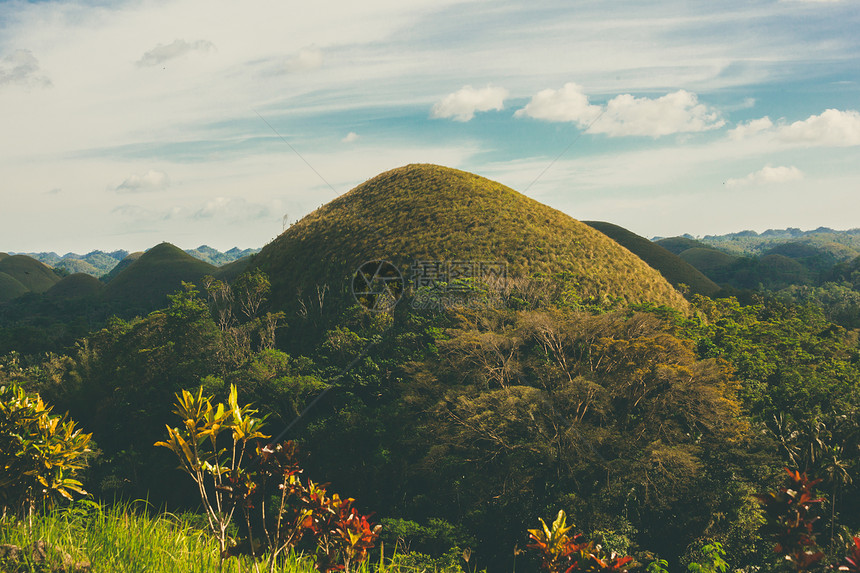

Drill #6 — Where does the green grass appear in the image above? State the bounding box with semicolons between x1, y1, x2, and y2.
0;502;468;573
254;164;689;314
0;502;317;573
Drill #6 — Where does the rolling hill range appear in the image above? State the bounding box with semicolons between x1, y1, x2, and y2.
10;246;260;278
252;164;689;313
584;221;720;297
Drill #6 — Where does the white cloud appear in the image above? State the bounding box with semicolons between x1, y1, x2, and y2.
431;85;508;122
729;117;774;140
282;46;324;73
730;110;860;147
597;90;725;137
342;131;359;143
778;109;860;146
514;83;602;124
0;49;51;89
725;165;804;187
516;85;724;137
116;170;170;192
137;39;214;67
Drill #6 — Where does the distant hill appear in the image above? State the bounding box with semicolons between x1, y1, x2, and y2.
253;164;689;314
0;272;29;303
56;258;101;276
103;243;217;313
101;252;143;283
12;246;259;278
0;255;61;293
677;247;741;285
46;273;105;299
185;245;260;266
697;227;860;259
584;221;720;297
213;256;253;283
655;237;713;255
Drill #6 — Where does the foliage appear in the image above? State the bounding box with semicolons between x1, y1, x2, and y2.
156;385;381;573
154;384;268;564
526;510;635;573
0;384;92;522
754;468;825;571
686;542;729;573
836;537;860;573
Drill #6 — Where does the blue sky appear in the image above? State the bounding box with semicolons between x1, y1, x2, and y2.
1;0;859;253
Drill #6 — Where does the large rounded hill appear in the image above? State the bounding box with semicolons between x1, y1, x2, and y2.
253;164;688;312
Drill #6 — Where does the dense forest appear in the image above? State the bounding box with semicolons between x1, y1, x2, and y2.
2;166;860;573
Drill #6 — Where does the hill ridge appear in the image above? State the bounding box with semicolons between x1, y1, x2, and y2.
254;164;689;312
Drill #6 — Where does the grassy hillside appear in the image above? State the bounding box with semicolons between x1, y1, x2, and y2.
46;273;105;299
654;236;712;255
101;252;143;283
104;243;216;312
254;164;688;313
213;255;253;282
0;252;9;262
0;272;29;303
0;255;61;293
679;247;740;277
584;221;720;297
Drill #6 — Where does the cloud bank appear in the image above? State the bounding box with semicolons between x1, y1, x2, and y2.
516;83;724;137
725;165;804;187
731;110;860;147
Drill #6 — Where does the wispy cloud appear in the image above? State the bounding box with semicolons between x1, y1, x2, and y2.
192;197;271;221
342;132;359;143
731;109;860;147
431;85;508;122
725;165;804;187
516;84;724;137
0;49;51;89
281;46;324;73
116;170;170;192
136;39;215;67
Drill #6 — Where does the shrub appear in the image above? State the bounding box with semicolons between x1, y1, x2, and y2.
0;384;92;524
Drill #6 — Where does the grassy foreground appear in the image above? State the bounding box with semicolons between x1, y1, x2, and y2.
0;501;316;573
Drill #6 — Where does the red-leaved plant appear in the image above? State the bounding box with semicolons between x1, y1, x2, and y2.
157;386;380;573
754;468;826;571
527;510;634;573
